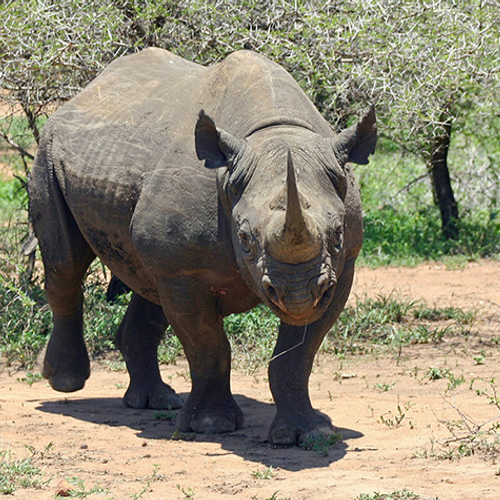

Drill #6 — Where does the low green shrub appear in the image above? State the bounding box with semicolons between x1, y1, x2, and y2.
361;206;500;266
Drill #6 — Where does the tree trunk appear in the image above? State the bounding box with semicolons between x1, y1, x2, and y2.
427;121;459;240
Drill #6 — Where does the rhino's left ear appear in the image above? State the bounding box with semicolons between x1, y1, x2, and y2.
332;106;377;166
195;110;247;170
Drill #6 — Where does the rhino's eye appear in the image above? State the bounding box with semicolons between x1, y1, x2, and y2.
239;230;250;249
330;226;343;254
238;230;255;257
238;221;256;260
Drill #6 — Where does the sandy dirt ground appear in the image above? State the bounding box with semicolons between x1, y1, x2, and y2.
1;260;500;499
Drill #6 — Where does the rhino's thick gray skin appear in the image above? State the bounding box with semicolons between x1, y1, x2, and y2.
30;48;376;446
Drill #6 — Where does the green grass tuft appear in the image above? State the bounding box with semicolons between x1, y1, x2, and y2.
323;294;475;356
299;432;342;456
224;304;279;372
0;449;45;494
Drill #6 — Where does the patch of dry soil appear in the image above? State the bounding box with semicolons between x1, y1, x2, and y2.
1;260;500;499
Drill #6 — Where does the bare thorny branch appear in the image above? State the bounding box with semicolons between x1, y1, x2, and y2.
0;130;34;162
0;0;499;226
435;392;500;453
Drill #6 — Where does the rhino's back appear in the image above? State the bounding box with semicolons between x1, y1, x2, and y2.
51;48;207;189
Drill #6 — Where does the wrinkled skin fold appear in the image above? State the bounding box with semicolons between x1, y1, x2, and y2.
29;48;376;446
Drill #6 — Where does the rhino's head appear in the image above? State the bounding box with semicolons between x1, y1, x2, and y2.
195;109;376;326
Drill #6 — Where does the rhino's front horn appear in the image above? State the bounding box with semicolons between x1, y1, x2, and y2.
269;151;321;263
284;150;309;240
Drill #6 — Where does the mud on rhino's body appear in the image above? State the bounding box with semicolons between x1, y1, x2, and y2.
30;48;376;445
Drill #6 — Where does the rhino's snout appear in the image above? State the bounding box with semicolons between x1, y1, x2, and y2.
262;272;335;320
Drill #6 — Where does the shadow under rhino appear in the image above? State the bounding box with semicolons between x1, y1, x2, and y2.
36;394;363;471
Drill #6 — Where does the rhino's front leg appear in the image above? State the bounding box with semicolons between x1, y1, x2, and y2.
268;321;334;446
268;261;356;446
159;278;244;434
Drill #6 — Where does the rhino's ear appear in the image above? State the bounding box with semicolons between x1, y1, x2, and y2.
195;110;247;170
332;106;377;166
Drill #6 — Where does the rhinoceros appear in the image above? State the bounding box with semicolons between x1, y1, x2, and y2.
29;48;376;446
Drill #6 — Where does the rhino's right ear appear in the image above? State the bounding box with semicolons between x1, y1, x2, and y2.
195;110;247;170
332;106;377;166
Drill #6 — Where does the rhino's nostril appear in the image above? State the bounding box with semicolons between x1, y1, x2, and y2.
318;284;335;307
310;274;329;300
263;280;280;306
268;286;278;304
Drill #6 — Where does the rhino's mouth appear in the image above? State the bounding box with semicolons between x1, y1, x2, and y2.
265;282;336;326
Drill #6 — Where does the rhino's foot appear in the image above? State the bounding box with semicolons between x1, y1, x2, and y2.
268;410;335;447
124;383;184;410
177;397;244;434
38;344;90;393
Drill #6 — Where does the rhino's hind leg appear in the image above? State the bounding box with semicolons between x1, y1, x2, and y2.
30;153;96;392
159;280;244;434
117;292;183;410
42;301;92;392
37;226;95;392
